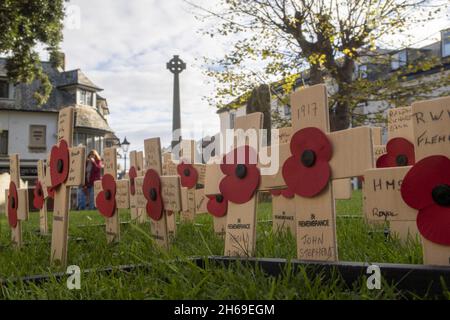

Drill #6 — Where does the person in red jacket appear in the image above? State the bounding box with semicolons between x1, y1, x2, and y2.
78;149;104;210
86;149;103;210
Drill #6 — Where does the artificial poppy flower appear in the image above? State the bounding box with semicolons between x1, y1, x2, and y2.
207;194;228;218
143;169;163;221
47;186;55;199
50;139;70;188
401;155;450;245
129;166;137;196
177;161;198;189
33;180;45;210
219;145;260;204
7;181;18;228
376;137;415;168
270;188;295;199
282;127;332;198
96;174;117;218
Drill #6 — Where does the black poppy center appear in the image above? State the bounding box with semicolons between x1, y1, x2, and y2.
57;159;64;173
235;164;247;179
215;194;224;203
396;154;408;166
105;190;112;201
301;150;316;168
37;188;43;197
432;184;450;207
10;196;16;209
183;168;191;177
149;188;158;201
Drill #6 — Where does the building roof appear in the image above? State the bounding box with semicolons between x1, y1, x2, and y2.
57;69;103;91
75;105;113;133
0;58;113;134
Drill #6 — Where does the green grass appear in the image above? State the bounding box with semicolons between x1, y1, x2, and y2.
0;190;447;300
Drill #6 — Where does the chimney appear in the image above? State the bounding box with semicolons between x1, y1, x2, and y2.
58;52;66;72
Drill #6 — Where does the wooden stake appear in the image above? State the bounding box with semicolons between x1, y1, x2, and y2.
50;107;86;267
7;154;29;248
289;84;374;261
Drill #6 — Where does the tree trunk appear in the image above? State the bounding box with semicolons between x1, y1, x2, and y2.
246;84;272;145
330;101;350;131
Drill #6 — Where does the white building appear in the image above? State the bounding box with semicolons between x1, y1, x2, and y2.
0;56;117;183
217;28;450;143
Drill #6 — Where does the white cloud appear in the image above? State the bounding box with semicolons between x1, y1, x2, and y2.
58;0;449;161
61;0;224;155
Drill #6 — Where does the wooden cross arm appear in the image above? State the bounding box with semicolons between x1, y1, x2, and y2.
259;144;290;191
94;179;130;209
328;126;374;179
193;164;206;185
66;146;86;187
374;145;387;161
195;189;207;213
204;159;225;196
116;180;130;209
5;188;29;221
161;176;182;212
364;166;416;222
259;127;374;190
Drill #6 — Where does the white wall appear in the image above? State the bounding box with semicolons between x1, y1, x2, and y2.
0;110;58;160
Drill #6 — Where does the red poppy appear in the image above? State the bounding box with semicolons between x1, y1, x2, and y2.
129;166;137;196
96;174;117;218
47;187;55;199
33;180;45;210
143;169;163;221
282;127;332;198
50;139;70;188
207;194;228;218
219;146;260;204
270;188;295;199
376;138;415;168
177;161;198;189
7;181;18;228
401;155;450;245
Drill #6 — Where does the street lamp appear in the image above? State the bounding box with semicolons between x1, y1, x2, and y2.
120;137;130;175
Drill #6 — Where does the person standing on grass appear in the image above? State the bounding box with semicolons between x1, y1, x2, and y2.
85;149;103;210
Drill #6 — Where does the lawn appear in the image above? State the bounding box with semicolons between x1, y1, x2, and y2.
0;190;445;300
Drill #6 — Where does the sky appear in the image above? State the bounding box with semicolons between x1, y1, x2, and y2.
55;0;449;163
59;0;225;157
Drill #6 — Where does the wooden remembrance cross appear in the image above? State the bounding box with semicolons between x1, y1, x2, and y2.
364;106;419;242
401;96;450;266
260;126;354;237
50;107;86;266
6;154;29;248
205;156;228;237
35;160;50;235
282;84;373;261
94;147;130;243
135;137;181;248
178;139;207;223
205;112;264;256
129;150;145;223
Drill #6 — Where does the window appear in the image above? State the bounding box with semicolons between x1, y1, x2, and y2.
442;29;450;58
391;50;407;70
284;105;291;117
29;125;47;151
358;64;368;79
79;89;94;106
230;112;236;129
0;80;9;99
0;130;8;155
